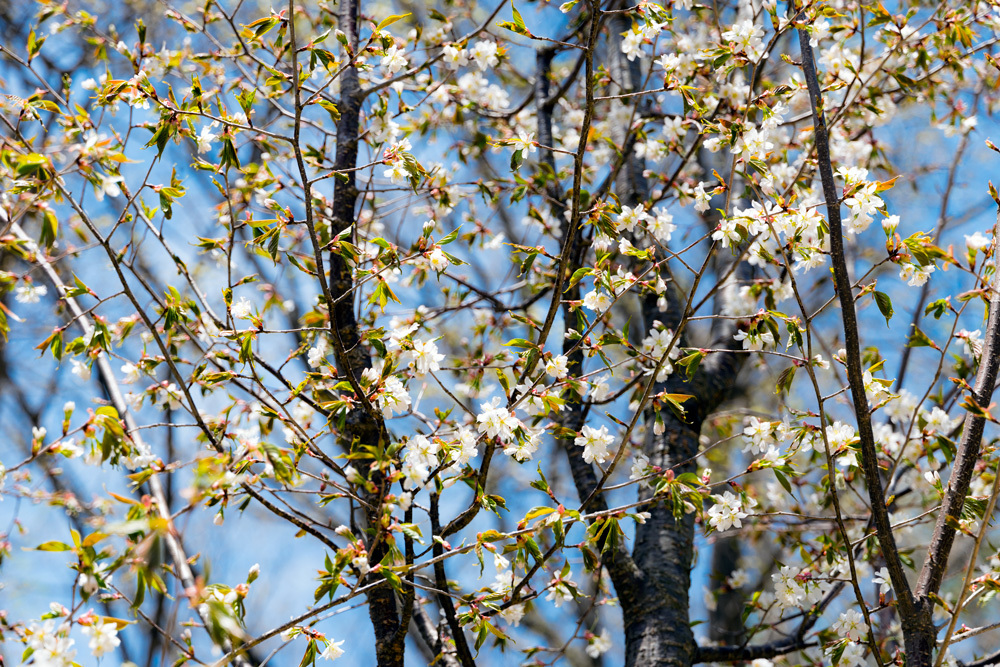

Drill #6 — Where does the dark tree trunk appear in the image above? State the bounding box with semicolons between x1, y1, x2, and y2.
319;0;404;663
624;423;700;667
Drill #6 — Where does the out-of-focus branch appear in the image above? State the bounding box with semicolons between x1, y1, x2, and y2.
960;647;1000;667
6;219;253;667
410;602;461;667
894;122;975;390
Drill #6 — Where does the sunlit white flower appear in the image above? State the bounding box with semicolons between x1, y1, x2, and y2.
899;262;934;287
384;160;409;185
404;338;445;375
15;282;47;304
196;122;219;154
81;622;121;658
321;638;345;661
308;337;329;368
71;358;91;382
621;29;645;61
352;554;371;576
377;375;411;418
630;453;649;483
504;425;542;462
93;172;123;201
872;567;892;596
832;608;865;642
428;247;449;271
731;126;773;163
617;204;651;233
585;628;613;658
809;18;831;46
708;491;749;531
734;327;774;350
499;603;525;626
230;296;253;319
771;565;804;609
476;397;521;443
589;375;611;402
27;620;76;667
583;288;612;312
120;363;141;384
470;40;499;70
728;568;750;589
649;207;676;243
844;182;883;234
743;417;775;455
827;642;866;667
442;44;468;68
966;231;991;252
451;427;479;466
545;570;576;607
721;19;767;62
693;182;713;213
713;219;742;248
575;424;615;464
545;354;569;379
510;130;536;154
381;45;408;76
957;329;983;359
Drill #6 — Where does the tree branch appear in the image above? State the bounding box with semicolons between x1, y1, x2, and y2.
797;28;916;623
961;647;1000;667
694;636;817;663
917;211;1000;597
430;493;477;667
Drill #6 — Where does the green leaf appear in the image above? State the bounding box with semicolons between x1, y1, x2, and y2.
566;267;593;291
65;274;94;298
509;148;524;171
829;640;848;666
497;20;529;37
660;393;693;421
773;469;792;495
96;406;120;420
587;516;623;554
775;365;796;396
525;506;554;520
676;350;704;380
496;369;510;396
873;291;893;326
376;13;411;32
906;326;937;349
244;15;279;40
39;209;58;249
498;1;531;37
398;523;424;543
437;227;461;245
317;99;341;122
925;298;950;319
236;87;256;116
